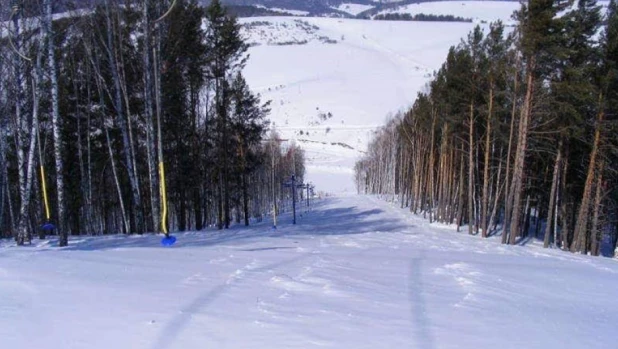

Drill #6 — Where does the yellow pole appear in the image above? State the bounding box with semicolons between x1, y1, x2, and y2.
272;142;277;228
159;162;168;235
40;165;51;220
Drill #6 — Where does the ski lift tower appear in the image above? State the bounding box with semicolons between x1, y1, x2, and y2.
283;175;308;225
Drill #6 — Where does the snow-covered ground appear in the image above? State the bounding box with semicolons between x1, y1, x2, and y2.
2;195;617;348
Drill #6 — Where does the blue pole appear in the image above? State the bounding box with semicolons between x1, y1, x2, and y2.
292;175;296;225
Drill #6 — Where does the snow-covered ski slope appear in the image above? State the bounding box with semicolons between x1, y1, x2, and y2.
2;195;617;348
241;2;518;194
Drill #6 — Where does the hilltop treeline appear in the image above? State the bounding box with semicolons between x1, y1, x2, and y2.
356;0;618;257
226;4;292;17
0;0;306;245
374;13;473;22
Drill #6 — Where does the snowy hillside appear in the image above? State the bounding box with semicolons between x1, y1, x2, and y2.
2;195;617;348
241;3;518;193
335;3;376;16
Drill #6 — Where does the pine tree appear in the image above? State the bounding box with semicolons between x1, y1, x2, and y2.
230;73;270;226
506;0;569;245
603;0;618;257
550;0;603;252
572;0;618;254
205;0;248;229
480;21;510;238
160;0;208;231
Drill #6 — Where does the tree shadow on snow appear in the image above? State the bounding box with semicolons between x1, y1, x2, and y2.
149;252;313;349
53;197;410;252
409;251;436;349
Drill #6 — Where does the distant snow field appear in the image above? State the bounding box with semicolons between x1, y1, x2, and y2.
241;2;520;193
376;1;522;24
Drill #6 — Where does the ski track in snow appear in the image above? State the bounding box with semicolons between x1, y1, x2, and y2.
2;195;618;348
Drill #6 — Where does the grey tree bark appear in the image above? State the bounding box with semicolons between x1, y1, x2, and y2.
13;5;39;245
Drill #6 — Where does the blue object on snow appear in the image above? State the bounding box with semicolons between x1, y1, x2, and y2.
161;235;177;246
41;222;55;231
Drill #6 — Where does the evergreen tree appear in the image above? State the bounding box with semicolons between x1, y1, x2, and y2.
160;0;208;231
573;0;618;254
505;0;570;244
606;0;618;255
230;73;270;226
547;0;603;251
204;0;249;229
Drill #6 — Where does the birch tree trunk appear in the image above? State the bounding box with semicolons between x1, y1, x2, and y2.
17;29;45;245
14;6;41;245
45;0;67;245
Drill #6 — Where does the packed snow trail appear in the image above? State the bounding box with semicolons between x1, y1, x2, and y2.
1;195;617;348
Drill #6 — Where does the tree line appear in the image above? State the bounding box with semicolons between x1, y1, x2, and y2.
0;0;306;245
356;0;618;257
374;13;473;23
